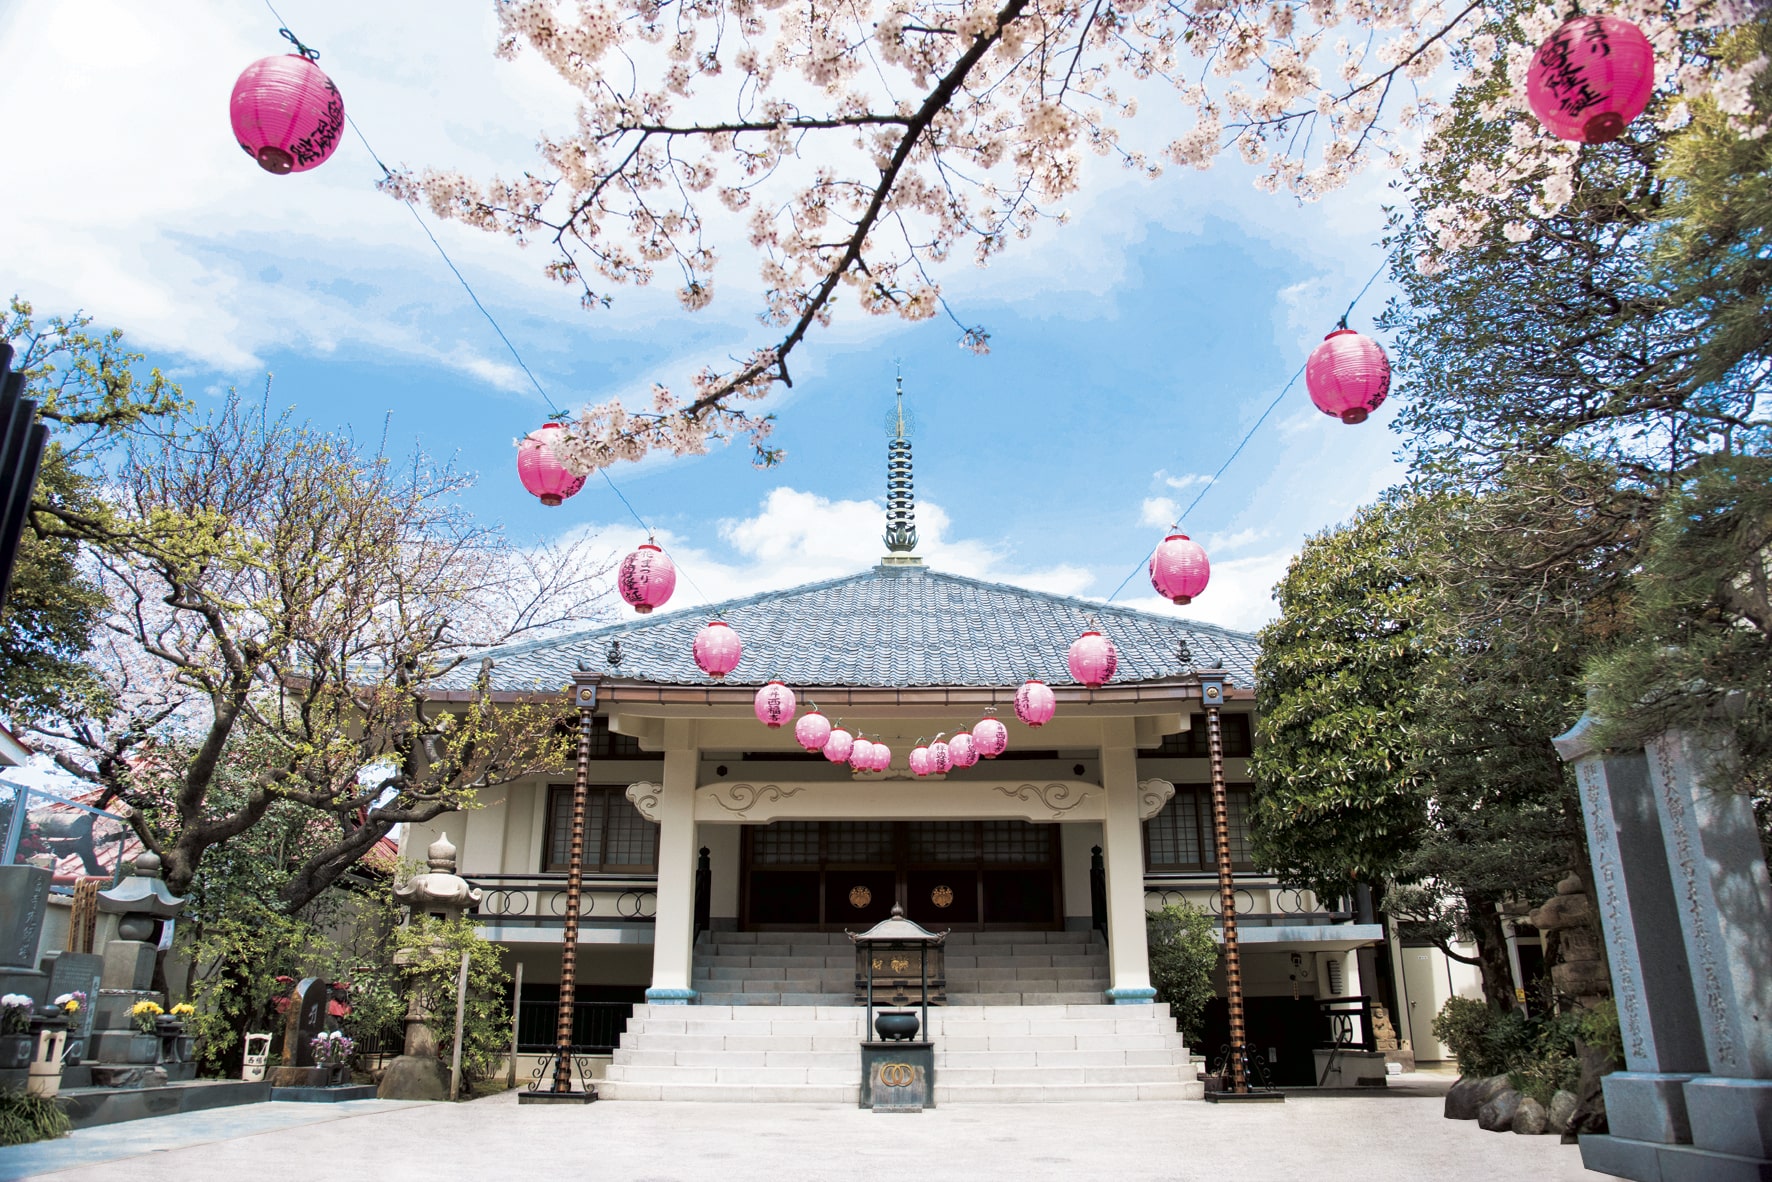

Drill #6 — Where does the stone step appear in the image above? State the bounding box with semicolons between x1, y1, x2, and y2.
930;1064;1189;1085
690;975;839;992
598;1080;859;1103
702;930;1098;946
696;992;855;1006
933;1081;1204;1103
945;992;1108;1006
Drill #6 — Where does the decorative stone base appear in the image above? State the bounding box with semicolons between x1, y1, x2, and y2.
1204;1088;1287;1104
271;1084;379;1102
1686;1077;1772;1162
861;1041;933;1111
376;1054;449;1101
1105;987;1157;1005
61;1080;271;1130
267;1065;331;1088
644;987;697;1006
518;1089;597;1104
1581;1134;1772;1182
89;1064;168;1088
1605;1072;1697;1145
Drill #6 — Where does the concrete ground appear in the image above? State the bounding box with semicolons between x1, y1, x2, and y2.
1;1086;1599;1182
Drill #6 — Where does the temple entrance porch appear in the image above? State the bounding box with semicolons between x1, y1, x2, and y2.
740;819;1064;931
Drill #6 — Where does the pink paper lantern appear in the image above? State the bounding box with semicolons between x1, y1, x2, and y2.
1015;679;1056;728
618;542;677;614
972;712;1009;758
1305;330;1391;425
1527;16;1655;144
909;745;933;777
823;728;854;763
517;425;588;507
692;621;742;679
1068;629;1118;688
870;742;893;771
794;710;832;753
948;731;979;768
229;54;346;175
927;739;953;775
753;681;796;728
1150;534;1211;605
849;738;877;770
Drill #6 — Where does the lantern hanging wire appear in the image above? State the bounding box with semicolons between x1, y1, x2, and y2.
253;0;712;609
1102;254;1388;606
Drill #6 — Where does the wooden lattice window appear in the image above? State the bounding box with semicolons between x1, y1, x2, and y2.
1143;786;1255;872
543;785;658;873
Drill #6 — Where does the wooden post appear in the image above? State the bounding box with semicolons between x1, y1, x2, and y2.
552;674;597;1093
1202;675;1246;1092
449;950;470;1101
507;960;523;1089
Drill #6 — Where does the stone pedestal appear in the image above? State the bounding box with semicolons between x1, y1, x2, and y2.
860;1041;933;1111
1555;714;1772;1181
101;939;156;993
75;853;188;1094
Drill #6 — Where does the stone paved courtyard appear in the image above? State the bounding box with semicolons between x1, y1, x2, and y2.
0;1088;1599;1182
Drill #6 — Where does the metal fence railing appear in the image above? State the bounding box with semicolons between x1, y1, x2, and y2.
515;999;635;1055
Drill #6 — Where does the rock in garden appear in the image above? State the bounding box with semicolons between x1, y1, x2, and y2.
1511;1097;1549;1134
1547;1089;1578;1134
1477;1088;1523;1132
1445;1074;1513;1120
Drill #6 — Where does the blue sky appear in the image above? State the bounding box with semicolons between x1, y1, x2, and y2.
2;0;1413;634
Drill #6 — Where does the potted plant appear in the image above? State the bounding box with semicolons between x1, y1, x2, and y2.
310;1031;356;1086
0;995;34;1069
128;1000;164;1063
169;1003;197;1062
53;993;87;1065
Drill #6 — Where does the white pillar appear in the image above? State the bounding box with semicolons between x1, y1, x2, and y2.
645;725;699;1004
1100;722;1155;1003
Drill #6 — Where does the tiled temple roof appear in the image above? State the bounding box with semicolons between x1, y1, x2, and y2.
455;563;1258;693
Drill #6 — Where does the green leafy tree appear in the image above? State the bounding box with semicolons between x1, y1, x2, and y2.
395;915;512;1089
27;391;606;910
1252;485;1590;1007
1250;493;1434;898
1146;902;1218;1045
0;297;183;726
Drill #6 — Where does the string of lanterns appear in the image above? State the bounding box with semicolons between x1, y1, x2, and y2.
227;12;1656;769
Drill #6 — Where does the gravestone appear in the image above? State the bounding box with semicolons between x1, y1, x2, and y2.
1554;713;1772;1181
0;865;51;1005
283;977;329;1067
40;951;104;1064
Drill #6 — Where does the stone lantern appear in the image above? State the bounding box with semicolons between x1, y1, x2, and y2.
378;834;482;1101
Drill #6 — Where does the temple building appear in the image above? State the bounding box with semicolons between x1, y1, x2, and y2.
403;392;1452;1101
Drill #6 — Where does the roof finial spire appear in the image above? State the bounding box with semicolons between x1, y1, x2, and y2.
882;368;921;566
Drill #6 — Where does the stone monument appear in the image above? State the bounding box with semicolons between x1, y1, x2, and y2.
267;978;332;1086
1554;712;1772;1181
0;864;52;1007
85;853;192;1086
378;833;481;1101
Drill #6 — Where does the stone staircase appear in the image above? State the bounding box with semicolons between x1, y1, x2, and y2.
598;1002;1203;1102
691;929;1110;1005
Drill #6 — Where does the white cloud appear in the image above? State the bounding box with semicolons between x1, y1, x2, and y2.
572;486;1094;614
1140;497;1180;528
1161;472;1216;491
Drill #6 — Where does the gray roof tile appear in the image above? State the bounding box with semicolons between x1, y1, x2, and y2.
454;563;1259;692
